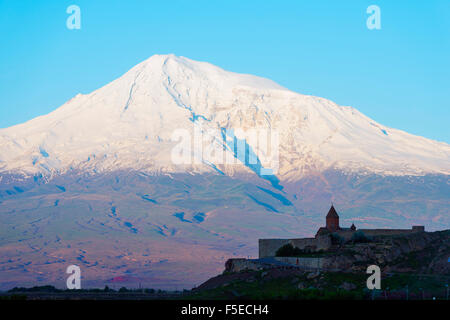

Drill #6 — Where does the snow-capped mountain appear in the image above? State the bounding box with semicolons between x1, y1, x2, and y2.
0;55;449;291
0;54;449;179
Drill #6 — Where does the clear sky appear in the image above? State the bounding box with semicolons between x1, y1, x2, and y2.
0;0;449;142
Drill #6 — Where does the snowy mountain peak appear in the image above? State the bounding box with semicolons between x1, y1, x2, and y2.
136;54;287;90
0;54;449;178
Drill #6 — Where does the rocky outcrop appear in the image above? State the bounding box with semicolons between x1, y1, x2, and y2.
227;230;449;275
321;230;449;274
225;259;265;273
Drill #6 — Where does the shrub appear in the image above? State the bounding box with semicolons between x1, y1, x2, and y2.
351;231;372;243
103;285;114;292
275;243;303;257
8;286;59;293
330;233;345;245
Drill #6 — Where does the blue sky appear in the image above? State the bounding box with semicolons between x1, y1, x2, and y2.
0;0;449;142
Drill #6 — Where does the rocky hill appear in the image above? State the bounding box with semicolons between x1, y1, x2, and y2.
225;230;449;275
323;230;450;274
191;230;449;299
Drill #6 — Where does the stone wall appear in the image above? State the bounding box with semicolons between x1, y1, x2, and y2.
258;239;290;258
289;238;317;250
259;236;332;258
225;258;264;273
335;227;426;241
274;257;324;270
359;228;424;238
225;257;326;272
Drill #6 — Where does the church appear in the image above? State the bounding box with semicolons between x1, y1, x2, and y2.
258;205;425;258
315;204;355;235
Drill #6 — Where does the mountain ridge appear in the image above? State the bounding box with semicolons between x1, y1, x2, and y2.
0;54;449;180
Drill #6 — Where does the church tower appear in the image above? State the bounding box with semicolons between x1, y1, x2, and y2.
326;205;340;232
